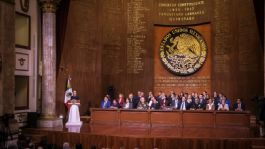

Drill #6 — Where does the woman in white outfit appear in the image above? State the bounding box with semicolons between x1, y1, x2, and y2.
66;97;82;126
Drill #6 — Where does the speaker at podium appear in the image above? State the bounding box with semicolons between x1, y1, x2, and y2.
65;99;82;126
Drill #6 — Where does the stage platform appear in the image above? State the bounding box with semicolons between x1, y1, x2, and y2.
22;109;265;149
23;124;265;149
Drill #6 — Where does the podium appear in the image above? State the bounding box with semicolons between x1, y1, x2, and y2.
65;100;82;126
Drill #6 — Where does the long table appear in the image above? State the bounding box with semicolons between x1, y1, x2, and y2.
90;108;251;138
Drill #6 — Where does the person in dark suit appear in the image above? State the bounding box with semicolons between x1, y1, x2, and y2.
171;93;179;109
123;98;133;109
147;91;154;103
233;98;246;111
149;97;160;110
178;96;188;110
198;94;206;109
190;98;203;110
160;95;168;109
132;92;140;109
213;91;220;110
100;95;111;109
71;90;79;100
110;99;119;109
117;93;125;108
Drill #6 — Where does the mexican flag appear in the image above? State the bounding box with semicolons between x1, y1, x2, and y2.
64;77;73;103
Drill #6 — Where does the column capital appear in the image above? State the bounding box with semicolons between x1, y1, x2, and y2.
39;0;60;13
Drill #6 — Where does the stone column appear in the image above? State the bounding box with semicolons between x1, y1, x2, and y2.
0;0;15;116
38;0;62;127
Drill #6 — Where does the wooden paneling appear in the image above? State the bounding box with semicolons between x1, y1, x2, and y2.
216;112;250;127
91;110;118;125
101;0;126;96
182;127;214;138
120;111;149;126
0;1;15;115
182;111;214;127
56;0;102;115
151;111;181;127
101;0;154;98
212;0;263;112
91;108;250;134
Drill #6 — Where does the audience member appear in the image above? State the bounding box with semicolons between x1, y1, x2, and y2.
63;142;70;149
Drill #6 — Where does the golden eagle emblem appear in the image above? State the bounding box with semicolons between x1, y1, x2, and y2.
159;27;207;75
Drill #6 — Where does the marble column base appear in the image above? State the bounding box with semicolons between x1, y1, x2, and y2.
37;118;63;128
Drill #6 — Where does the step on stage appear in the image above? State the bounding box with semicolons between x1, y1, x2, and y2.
24;109;265;149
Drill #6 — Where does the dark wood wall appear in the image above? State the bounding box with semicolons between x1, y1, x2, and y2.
56;0;263;115
211;0;263;112
56;0;102;115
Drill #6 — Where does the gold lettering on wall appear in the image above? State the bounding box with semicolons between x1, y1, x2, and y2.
158;1;205;22
155;0;211;25
155;76;210;89
127;0;149;74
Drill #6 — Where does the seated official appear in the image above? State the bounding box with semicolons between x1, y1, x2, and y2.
160;96;169;109
178;97;188;110
198;94;206;109
218;99;229;111
110;99;119;109
123;98;133;109
117;93;125;108
190;98;203;110
147;91;154;103
206;98;215;110
233;98;246;111
100;95;111;109
132;93;140;109
186;95;193;105
213;92;220;110
149;97;160;110
137;97;148;110
171;96;179;109
222;96;231;108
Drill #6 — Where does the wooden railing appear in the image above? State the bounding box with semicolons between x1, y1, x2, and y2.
90;108;251;128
